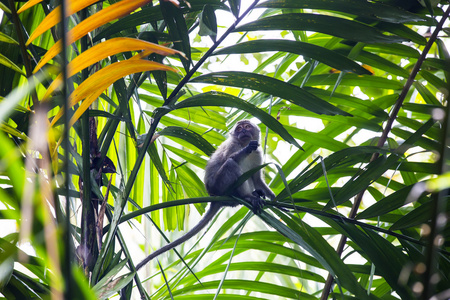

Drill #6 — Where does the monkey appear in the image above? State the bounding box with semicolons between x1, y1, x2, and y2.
204;120;275;202
135;120;275;271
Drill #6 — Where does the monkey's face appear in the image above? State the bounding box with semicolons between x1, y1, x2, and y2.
233;121;259;145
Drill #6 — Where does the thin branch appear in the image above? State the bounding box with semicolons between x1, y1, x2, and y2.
321;6;450;299
7;0;32;77
166;0;261;104
421;13;450;298
266;202;450;256
7;0;39;107
93;3;262;281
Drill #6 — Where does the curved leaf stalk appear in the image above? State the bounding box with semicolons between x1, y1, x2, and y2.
214;224;246;300
115;224;147;299
320;6;450;299
97;195;450;257
92;118;160;283
263;96;273;156
102;197;228;233
374;7;450;156
7;0;37;106
93;0;262;285
78;5;102;289
166;0;261;105
98;1;264;242
7;0;32;77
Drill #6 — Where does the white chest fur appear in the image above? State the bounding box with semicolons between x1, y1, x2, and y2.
240;150;261;173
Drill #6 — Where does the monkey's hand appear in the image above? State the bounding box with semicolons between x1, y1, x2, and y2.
244;140;259;154
246;196;266;214
252;189;265;198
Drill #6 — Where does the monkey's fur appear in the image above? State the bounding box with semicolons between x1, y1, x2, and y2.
135;120;274;270
205;120;275;202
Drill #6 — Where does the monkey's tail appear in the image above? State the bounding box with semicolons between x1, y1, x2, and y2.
135;203;221;270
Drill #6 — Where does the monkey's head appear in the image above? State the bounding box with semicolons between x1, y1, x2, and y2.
231;120;260;146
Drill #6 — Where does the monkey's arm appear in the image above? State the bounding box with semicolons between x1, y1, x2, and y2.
228;140;258;163
206;141;258;196
252;170;276;200
135;203;221;270
253;175;275;200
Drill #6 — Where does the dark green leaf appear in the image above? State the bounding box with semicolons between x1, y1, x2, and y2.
161;1;191;71
391;128;441;151
363;43;420;58
356;185;416;220
333;48;410;77
397;162;440;174
235;14;407;44
213;39;371;74
171;279;317;299
402;103;444;114
324;155;391;210
423;57;450;71
163;144;207;169
390;200;433;230
326;119;436;210
375;22;427;45
158;126;216;156
306;88;388;119
93;6;163;42
93;1;229;42
172;91;302;148
413;81;441;106
190;71;352;116
284;126;348;151
228;0;240;18
335;222;416;299
142;33;169;100
304;74;404;90
277;146;384;199
199;5;217;41
419;70;447;90
147;143;172;188
264;210;377;299
257;0;427;23
92;261;134;299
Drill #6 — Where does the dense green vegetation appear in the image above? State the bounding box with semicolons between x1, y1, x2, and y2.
0;0;449;299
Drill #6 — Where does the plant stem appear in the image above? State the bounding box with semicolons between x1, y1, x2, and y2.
94;0;257;285
421;11;450;298
320;6;450;299
166;0;261;104
79;5;97;277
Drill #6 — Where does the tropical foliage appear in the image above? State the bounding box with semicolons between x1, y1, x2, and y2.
0;0;449;299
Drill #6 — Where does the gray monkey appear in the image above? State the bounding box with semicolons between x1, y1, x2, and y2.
205;119;275;202
135;120;274;270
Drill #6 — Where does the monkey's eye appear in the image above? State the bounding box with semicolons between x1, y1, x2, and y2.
235;126;243;132
244;124;252;130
